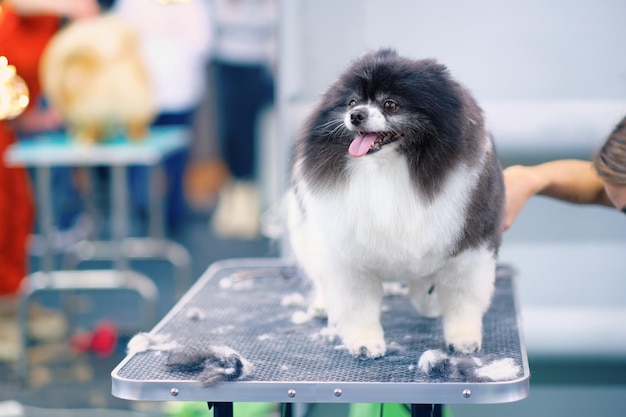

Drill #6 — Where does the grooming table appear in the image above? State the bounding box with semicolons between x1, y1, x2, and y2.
112;258;529;416
4;127;192;380
5;126;192;294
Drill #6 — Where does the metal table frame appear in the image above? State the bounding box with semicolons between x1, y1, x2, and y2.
4;127;192;379
112;258;530;417
7;127;193;293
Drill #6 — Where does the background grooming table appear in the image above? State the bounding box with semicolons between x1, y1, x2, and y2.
6;126;192;294
112;258;529;416
4;127;192;380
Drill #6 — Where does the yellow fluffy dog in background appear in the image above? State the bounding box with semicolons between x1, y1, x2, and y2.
40;14;155;143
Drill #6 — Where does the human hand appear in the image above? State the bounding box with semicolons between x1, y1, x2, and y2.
11;107;64;134
501;165;543;231
59;0;100;20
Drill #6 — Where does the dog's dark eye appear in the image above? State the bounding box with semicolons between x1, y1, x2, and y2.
384;100;399;112
348;99;357;108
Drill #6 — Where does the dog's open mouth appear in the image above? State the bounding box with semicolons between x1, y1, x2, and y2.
348;132;402;157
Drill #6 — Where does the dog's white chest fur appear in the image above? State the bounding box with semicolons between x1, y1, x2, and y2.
292;147;478;280
288;145;497;357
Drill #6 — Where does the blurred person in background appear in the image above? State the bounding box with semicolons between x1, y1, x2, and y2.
0;0;99;301
503;114;626;231
113;0;213;236
210;0;276;240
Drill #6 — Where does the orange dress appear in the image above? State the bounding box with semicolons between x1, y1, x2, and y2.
0;4;60;295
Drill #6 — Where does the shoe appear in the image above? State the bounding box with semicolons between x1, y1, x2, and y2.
0;302;66;362
0;319;19;362
211;181;260;240
27;303;69;342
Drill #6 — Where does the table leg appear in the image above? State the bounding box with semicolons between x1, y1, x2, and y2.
35;166;54;273
82;167;99;240
16;288;31;381
208;402;233;417
148;164;164;239
111;165;129;270
281;403;293;417
410;404;442;417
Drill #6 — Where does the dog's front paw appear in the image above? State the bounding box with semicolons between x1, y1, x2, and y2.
343;335;386;359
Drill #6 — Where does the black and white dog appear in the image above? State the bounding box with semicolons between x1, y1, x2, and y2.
287;49;504;358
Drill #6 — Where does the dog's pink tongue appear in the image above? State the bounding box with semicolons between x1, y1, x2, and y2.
349;133;377;157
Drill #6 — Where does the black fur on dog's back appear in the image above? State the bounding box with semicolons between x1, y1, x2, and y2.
294;48;504;253
455;146;504;254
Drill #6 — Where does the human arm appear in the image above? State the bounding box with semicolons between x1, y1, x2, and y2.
502;160;613;231
3;0;99;19
9;107;63;134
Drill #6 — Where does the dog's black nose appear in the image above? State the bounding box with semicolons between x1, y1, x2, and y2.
350;109;368;126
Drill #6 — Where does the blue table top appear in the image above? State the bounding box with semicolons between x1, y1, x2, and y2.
4;127;189;167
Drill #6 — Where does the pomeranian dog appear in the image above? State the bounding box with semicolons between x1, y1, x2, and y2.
287;49;504;358
40;14;155;143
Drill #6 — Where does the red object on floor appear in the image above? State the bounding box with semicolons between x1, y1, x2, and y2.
71;321;119;357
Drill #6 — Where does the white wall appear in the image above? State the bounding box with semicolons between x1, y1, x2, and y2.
284;0;626;102
275;0;626;166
